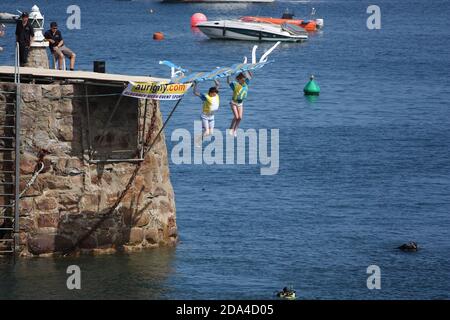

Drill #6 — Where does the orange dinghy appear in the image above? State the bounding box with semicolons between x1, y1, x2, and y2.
240;12;323;32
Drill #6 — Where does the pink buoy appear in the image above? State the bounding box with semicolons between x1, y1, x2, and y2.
191;13;207;27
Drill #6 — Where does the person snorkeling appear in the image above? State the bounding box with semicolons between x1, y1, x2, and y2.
193;80;220;139
227;71;252;137
276;286;296;300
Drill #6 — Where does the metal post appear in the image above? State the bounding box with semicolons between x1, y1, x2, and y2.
85;85;93;156
140;99;148;159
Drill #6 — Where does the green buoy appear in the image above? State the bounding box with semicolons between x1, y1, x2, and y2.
303;75;320;96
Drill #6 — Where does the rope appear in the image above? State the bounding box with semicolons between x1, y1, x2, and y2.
0;161;45;218
63;98;168;256
143;98;183;155
19;162;45;198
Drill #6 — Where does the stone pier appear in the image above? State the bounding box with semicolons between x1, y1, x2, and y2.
0;68;177;257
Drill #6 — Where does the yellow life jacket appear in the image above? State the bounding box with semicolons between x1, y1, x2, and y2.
202;94;220;114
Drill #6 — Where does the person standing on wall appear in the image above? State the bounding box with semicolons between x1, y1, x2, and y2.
15;12;34;66
44;22;76;70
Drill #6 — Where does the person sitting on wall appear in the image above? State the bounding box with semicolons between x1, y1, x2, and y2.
15;12;34;66
44;22;76;70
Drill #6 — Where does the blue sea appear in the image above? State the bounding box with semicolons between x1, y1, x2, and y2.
1;0;450;299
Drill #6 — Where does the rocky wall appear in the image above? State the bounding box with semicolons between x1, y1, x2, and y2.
0;81;177;257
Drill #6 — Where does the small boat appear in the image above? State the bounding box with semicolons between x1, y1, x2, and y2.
0;12;20;24
196;20;308;42
241;11;324;32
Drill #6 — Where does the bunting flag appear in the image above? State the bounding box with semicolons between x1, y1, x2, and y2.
170;61;269;84
160;41;281;84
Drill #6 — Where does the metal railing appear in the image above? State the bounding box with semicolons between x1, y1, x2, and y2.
14;42;21;253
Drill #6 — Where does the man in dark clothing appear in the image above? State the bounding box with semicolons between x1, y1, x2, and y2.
15;12;34;66
44;22;76;70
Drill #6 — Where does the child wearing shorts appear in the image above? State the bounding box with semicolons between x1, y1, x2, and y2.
227;72;252;137
193;80;220;137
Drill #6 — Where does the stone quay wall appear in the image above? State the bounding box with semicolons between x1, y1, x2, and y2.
0;81;177;257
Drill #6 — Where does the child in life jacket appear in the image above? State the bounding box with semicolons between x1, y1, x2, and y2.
193;80;220;137
227;71;252;137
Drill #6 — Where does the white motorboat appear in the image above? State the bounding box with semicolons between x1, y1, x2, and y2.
0;12;19;24
196;20;308;42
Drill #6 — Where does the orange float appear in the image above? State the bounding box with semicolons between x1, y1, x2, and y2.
153;32;164;40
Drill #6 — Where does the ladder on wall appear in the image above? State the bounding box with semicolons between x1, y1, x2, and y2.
0;43;21;256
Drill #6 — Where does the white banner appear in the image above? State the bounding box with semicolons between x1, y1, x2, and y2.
122;82;192;100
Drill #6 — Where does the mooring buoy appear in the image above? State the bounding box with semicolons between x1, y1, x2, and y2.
191;13;207;27
153;32;164;41
304;75;320;96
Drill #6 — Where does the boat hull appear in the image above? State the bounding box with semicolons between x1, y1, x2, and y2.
197;22;308;42
0;12;19;24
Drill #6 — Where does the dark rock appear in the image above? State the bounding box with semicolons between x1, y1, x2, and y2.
97;231;113;247
79;235;97;249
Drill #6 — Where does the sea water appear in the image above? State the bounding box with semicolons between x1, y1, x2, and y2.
0;0;449;299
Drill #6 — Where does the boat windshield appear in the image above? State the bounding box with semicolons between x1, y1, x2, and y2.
281;23;307;35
